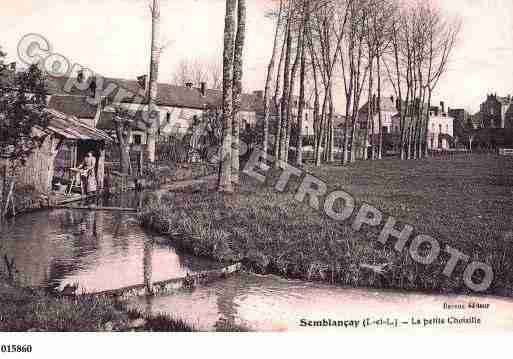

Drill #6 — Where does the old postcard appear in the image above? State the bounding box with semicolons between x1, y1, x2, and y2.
0;0;512;356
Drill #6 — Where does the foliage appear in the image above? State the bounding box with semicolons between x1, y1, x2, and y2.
0;64;49;171
143;154;513;296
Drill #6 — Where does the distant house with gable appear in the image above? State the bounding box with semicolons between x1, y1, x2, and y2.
358;97;455;151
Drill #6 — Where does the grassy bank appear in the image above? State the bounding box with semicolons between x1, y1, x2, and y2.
141;153;513;296
0;280;195;332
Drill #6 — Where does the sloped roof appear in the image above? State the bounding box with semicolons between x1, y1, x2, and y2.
359;97;399;114
1;71;265;112
48;95;98;119
43;109;112;142
46;76;264;112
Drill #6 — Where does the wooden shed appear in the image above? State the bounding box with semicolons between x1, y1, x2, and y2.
17;109;113;194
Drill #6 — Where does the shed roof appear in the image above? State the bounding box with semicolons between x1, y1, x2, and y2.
43;109;112;142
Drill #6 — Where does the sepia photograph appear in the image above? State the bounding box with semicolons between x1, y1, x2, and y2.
0;0;512;355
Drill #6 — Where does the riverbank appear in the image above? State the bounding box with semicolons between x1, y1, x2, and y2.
141;154;513;297
0;278;196;331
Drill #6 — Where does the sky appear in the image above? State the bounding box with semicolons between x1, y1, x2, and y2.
1;0;512;113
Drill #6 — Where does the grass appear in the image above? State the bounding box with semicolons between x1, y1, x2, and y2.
0;279;196;332
141;153;513;297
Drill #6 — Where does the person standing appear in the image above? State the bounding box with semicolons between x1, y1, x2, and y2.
80;151;97;195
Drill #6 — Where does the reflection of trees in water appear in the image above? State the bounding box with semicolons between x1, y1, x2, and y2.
45;210;106;291
214;277;245;330
143;240;154;296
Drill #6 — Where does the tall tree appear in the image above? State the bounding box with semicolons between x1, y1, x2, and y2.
231;0;247;185
422;4;460;158
218;0;237;193
262;0;284;155
296;0;310;166
278;20;293;163
0;64;50;215
146;0;161;164
112;107;134;175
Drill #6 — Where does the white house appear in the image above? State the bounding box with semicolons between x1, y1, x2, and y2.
358;97;455;150
426;104;454;150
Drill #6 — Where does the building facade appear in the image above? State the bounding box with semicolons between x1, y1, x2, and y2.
479;94;513;129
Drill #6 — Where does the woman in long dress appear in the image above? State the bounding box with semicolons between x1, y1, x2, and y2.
80;152;97;195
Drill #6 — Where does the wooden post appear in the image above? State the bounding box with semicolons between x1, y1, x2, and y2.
1;165;6;220
97;146;106;191
139;150;144;177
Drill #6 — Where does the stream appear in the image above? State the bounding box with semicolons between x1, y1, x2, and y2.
1;192;512;332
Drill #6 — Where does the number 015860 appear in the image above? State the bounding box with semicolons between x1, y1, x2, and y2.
1;344;33;353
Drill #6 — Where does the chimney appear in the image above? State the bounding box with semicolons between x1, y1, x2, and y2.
200;82;207;96
137;75;148;89
77;70;85;83
440;101;445;114
185;82;193;88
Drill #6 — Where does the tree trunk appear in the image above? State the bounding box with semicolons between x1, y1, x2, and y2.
218;0;237;193
365;56;374;161
115;122;132;175
279;24;292;163
120;146;131;175
231;0;246;186
328;86;334;163
296;1;308;166
423;90;433;158
377;54;383;160
146;0;161;164
307;29;320;166
273;31;287;159
263;0;284;155
286;21;303;164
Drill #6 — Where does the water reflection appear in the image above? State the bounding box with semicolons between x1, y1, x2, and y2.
128;273;513;332
0;206;221;293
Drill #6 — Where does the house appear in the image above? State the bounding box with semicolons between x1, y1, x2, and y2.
358;98;455;151
448;107;472;141
425;103;454;150
41;72;266;145
479;94;513;129
358;96;399;135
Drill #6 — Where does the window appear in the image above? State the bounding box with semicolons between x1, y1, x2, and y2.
166;112;171;123
133;134;142;145
382;126;388;134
